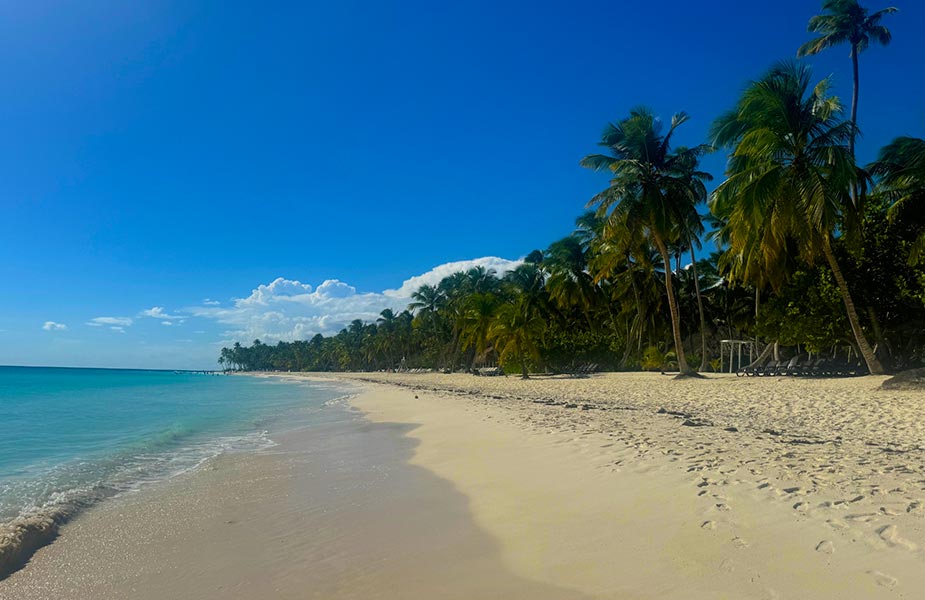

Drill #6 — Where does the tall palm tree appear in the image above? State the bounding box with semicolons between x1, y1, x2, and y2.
869;136;925;264
674;147;713;370
581;107;709;374
710;61;884;374
797;0;898;158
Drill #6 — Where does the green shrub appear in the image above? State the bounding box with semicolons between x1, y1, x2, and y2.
640;346;665;371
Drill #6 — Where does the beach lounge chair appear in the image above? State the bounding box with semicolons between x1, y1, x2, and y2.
755;360;784;377
781;355;805;376
737;355;770;377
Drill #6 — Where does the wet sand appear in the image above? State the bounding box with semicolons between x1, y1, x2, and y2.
0;391;583;600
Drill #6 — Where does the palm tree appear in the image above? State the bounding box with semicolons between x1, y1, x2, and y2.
710;61;884;374
674;147;714;370
458;293;501;368
488;297;546;378
869;136;925;264
797;0;898;158
581;107;709;374
408;284;445;315
544;234;599;326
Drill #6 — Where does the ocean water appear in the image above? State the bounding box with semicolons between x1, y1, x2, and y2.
0;367;351;525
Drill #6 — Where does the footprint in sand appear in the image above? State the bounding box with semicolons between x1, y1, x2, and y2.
907;501;924;516
868;570;898;589
815;540;834;554
876;525;918;551
845;513;878;523
826;518;849;531
701;520;716;530
732;536;750;549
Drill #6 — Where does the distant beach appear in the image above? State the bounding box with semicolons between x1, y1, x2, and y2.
4;371;924;599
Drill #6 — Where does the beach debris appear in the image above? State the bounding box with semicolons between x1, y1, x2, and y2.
868;570;898;589
657;407;690;418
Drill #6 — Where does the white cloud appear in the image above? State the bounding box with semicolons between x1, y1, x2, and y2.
110;326;126;333
202;299;221;306
42;321;68;331
140;306;182;320
383;256;522;298
189;256;521;344
161;321;173;326
87;316;133;327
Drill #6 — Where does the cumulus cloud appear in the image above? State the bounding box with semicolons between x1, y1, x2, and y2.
42;321;68;331
87;316;134;327
383;256;522;298
139;306;182;320
190;256;521;344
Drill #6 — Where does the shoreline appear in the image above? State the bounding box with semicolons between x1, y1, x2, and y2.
2;371;923;598
0;380;581;600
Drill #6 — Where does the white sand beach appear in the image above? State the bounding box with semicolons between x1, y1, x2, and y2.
337;371;925;599
2;371;923;599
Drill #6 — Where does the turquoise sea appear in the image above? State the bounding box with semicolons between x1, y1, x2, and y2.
0;366;350;526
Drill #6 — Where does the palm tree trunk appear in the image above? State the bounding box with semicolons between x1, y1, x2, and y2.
849;47;859;159
822;237;884;375
689;245;709;371
849;47;860;202
654;235;690;374
627;261;645;361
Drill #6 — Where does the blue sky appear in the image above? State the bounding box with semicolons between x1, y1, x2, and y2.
2;1;923;369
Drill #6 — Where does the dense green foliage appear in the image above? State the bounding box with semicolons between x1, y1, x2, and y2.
221;2;923;375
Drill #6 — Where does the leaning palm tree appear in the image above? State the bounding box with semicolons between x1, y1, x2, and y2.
710;61;884;374
869;136;925;264
582;107;709;375
797;0;898;158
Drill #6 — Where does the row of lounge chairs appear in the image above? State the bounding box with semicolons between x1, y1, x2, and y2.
558;362;600;376
474;366;504;376
737;355;867;377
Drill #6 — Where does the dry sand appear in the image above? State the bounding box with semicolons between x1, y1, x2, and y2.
331;371;925;599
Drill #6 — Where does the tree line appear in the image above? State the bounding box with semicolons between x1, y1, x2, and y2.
221;1;924;377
